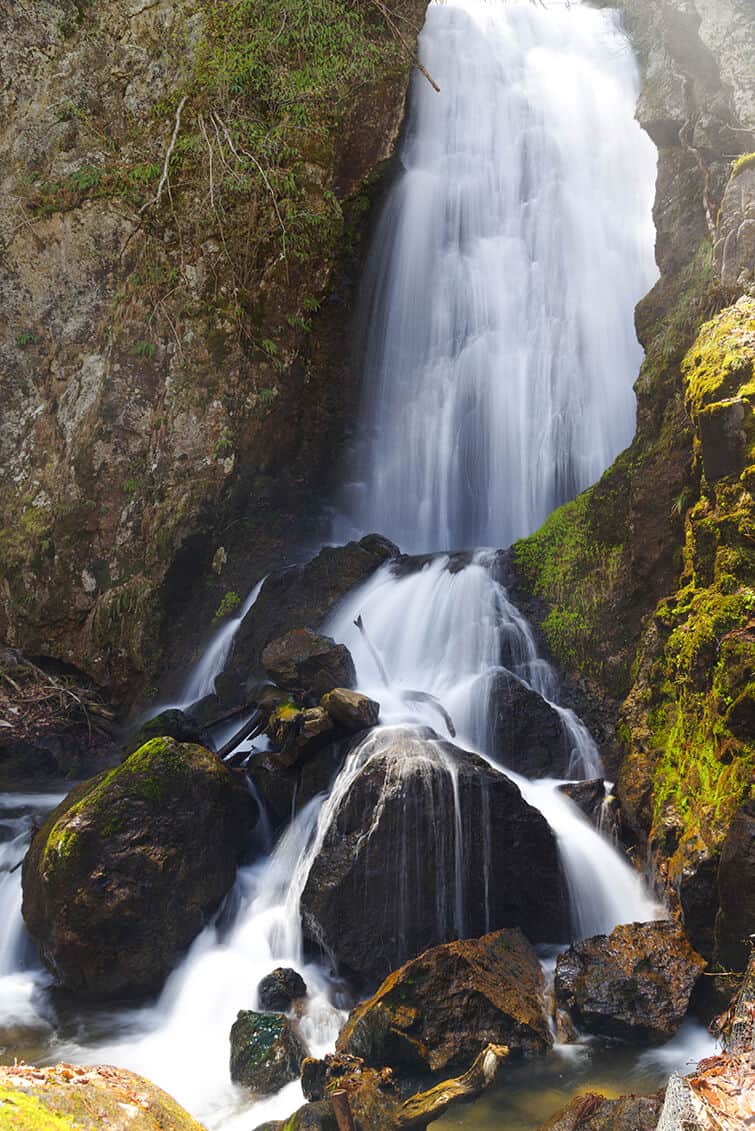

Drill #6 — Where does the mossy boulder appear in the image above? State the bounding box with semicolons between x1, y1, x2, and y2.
337;928;551;1073
21;737;256;999
554;920;706;1044
229;1010;307;1094
0;1062;206;1131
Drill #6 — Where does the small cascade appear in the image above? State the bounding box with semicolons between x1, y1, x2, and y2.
173;576;265;709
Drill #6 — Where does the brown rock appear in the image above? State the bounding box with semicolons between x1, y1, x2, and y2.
555;920;707;1044
337;928;552;1074
320;688;380;731
262;629;356;699
267;705;335;768
536;1090;664;1131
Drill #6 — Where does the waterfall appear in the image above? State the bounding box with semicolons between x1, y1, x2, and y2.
336;0;657;552
0;2;668;1128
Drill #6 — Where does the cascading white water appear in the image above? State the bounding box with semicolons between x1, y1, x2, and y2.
323;555;657;936
337;0;657;552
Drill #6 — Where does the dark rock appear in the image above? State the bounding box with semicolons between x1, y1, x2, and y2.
714;800;755;971
555;920;707;1044
321;688;380;731
484;670;570;779
672;835;720;959
300;727;568;983
337;928;552;1073
253;1100;337;1131
266;704;335;768
229;1010;307;1093
300;1056;329;1102
21;738;256;999
557;780;606;824
257;968;308;1012
698;398;748;481
262;629;356;699
122;708;212;757
247;743;344;833
222;536;398;705
536;1090;664;1131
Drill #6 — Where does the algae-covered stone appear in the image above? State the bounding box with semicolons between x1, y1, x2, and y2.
536;1090;663;1131
21;738;256;999
229;1010;307;1094
0;1062;206;1131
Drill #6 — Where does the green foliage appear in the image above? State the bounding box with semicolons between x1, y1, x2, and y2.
257;386;278;407
15;332;38;348
213;590;242;620
731;152;755;177
133;340;157;359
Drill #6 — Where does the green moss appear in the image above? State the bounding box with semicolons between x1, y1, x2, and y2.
213;590;242;620
0;1087;79;1130
731;152;755;177
682;297;755;421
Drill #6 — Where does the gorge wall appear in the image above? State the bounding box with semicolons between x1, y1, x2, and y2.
514;0;754;980
0;0;426;702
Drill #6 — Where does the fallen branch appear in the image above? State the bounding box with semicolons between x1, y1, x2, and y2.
217;709;265;762
397;1043;509;1128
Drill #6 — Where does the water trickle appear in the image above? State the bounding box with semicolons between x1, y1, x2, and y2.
336;0;657;552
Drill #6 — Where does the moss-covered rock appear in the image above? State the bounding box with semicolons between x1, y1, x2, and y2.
21;737;256;999
0;1063;206;1131
229;1010;307;1094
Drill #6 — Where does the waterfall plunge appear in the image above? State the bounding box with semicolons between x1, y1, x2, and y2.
337;0;657;552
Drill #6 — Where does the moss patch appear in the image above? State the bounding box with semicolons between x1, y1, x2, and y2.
0;1087;79;1131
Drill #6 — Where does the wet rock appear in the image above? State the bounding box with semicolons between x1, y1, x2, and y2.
554;920;707;1044
266;704;335;768
536;1090;664;1131
337;928;552;1073
22;738;255;999
0;1062;206;1131
262;629;356;699
300;727;568;982
321;688;380;731
257;968;308;1012
247;743;344;833
229;1010;307;1094
557;780;606;824
122;708;212;757
698;397;749;481
714;799;755;971
485;670;570;779
222;537;398;704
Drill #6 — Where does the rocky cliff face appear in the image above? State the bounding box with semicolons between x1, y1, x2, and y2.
0;0;427;702
515;0;754;974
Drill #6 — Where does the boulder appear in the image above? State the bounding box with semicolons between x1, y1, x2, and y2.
22;738;255;999
262;629;356;699
321;688;380;731
714;799;755;971
557;780;606;824
229;1010;307;1093
300;726;568;982
484;670;571;779
266;703;335;768
257;968;308;1012
0;1062;206;1131
536;1091;664;1131
554;920;706;1044
222;536;398;705
337;929;552;1073
122;708;212;757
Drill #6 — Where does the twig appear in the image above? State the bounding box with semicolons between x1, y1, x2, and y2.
140;94;188;216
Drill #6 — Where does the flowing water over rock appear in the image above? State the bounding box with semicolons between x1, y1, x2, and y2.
336;0;657;552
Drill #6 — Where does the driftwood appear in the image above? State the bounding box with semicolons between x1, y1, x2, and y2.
216;709;265;762
397;1043;509;1128
331;1090;356;1131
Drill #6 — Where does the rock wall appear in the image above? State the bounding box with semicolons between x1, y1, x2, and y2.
514;0;754;971
0;0;427;703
